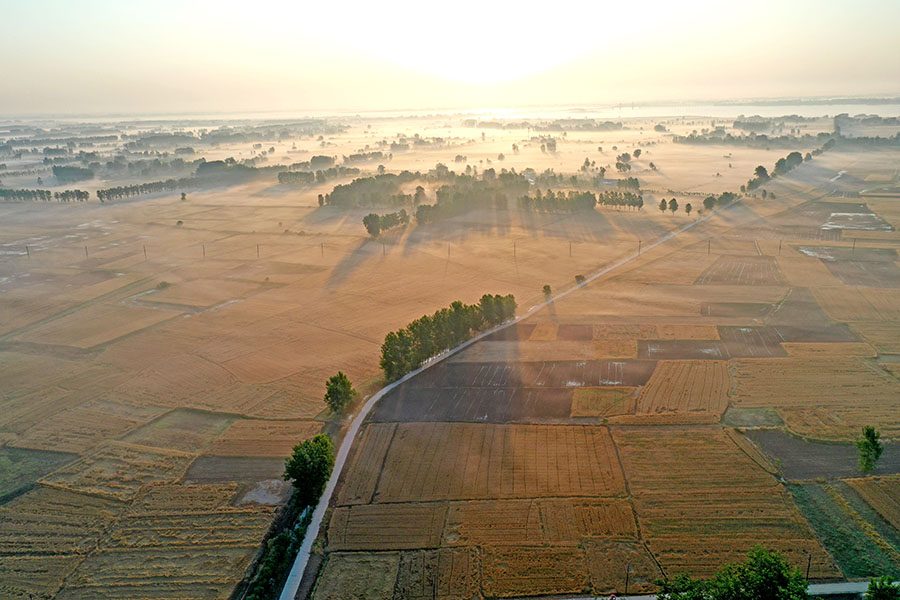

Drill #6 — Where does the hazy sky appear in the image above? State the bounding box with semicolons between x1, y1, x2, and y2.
2;0;899;116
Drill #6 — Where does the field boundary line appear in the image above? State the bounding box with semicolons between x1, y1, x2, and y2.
278;199;742;600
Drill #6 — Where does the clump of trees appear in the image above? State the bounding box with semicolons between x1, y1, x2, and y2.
324;372;356;414
380;294;517;381
857;426;884;472
52;165;93;183
656;546;809;600
343;151;384;163
773;151;804;176
518;189;597;212
277;166;360;185
703;191;739;211
324;171;421;208
363;209;409;236
283;433;335;506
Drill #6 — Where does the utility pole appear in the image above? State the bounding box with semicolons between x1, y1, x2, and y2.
84;246;88;258
202;244;205;258
708;239;711;255
256;244;260;258
321;242;324;258
569;241;572;257
638;239;642;255
143;245;147;261
806;553;811;579
25;245;30;259
778;239;782;255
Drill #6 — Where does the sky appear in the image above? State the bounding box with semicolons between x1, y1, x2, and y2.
1;0;899;116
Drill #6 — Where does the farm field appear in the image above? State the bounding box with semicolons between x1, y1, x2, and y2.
3;112;900;600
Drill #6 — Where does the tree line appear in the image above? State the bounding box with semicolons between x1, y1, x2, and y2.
0;188;91;203
277;166;359;185
380;294;517;381
363;209;410;236
96;178;193;202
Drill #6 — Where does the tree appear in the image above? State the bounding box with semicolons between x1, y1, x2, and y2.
633;148;642;158
704;195;716;211
685;203;692;216
543;284;552;297
414;185;427;204
857;426;884;472
324;371;356;414
668;198;679;214
318;193;325;207
866;576;900;600
659;199;668;212
657;546;809;600
283;433;335;506
180;192;186;201
755;165;770;179
362;213;381;237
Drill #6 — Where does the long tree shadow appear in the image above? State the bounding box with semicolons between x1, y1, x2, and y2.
325;237;378;290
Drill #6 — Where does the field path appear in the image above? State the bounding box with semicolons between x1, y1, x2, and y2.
279;200;741;600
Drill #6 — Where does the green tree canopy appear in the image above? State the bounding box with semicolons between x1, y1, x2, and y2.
283;433;335;506
324;371;356;414
866;576;900;600
857;425;884;472
657;546;809;600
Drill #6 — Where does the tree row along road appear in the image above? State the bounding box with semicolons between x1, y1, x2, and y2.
278;200;743;600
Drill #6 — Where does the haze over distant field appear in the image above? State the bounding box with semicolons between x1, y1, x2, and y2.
2;0;899;116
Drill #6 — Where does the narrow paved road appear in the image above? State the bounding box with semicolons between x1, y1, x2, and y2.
278;203;736;600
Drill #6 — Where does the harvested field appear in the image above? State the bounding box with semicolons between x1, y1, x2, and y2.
593;338;639;358
585;540;662;595
721;407;783;427
795;245;900;287
369;387;575;423
632;360;729;418
0;447;76;500
0;486;123;555
593;323;659;339
745;429;900;480
15;303;182;349
183;456;285;483
700;302;774;318
41;441;194;501
852;321;900;354
859;288;900;321
337;423;396;505
314;552;401;600
557;324;594;341
122;408;235;453
811;287;882;322
452;340;596;363
845;476;900;531
395;547;480;600
411;360;658;388
694;255;785;286
730;357;900;439
482;323;536;342
528;322;558;341
570;387;635;418
12;400;166;454
328;503;448;550
373;423;625;502
655;324;720;340
782;342;876;357
0;555;84;600
206;418;322;456
56;545;263;600
141;278;260;308
105;353;240;410
481;546;589;597
612;427;838;579
637;330;788;359
130;483;239;512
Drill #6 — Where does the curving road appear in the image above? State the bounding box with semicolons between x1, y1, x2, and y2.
278;203;737;600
